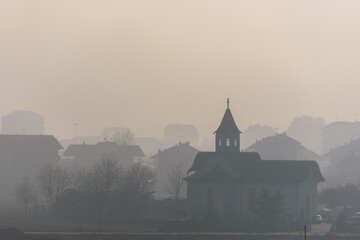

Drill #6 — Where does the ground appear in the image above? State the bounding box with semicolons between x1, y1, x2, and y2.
0;223;354;240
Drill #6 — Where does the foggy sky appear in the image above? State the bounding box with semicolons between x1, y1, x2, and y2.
1;0;360;140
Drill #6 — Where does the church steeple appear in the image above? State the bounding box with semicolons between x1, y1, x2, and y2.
214;98;241;152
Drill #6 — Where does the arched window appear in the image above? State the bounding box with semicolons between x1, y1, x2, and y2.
219;138;222;146
226;138;230;147
234;138;237;146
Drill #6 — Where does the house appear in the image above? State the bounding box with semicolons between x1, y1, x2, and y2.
333;156;360;185
0;135;62;199
151;142;199;198
323;138;360;167
245;133;329;174
317;136;360;188
322;121;360;155
185;99;324;225
323;151;360;187
2;111;45;135
63;141;144;169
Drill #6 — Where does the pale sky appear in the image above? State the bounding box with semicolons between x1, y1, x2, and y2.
1;0;360;140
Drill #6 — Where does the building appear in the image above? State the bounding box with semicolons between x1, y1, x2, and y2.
63;141;144;169
244;133;329;174
329;156;360;186
0;135;62;200
185;99;324;225
321;138;360;187
151;142;199;198
322;121;360;154
2;111;45;135
164;124;199;148
323;137;360;167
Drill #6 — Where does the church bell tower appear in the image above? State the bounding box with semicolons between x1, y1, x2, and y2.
214;98;241;152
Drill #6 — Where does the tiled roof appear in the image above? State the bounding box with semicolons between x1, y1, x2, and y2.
0;134;62;150
63;141;144;158
186;152;324;183
151;142;199;159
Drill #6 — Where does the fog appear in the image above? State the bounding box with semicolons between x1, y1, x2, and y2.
2;1;360;236
1;1;360;139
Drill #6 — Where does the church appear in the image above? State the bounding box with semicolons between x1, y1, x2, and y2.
185;99;324;224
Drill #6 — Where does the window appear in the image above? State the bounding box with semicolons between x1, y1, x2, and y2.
226;138;230;147
234;138;237;146
219;138;222;146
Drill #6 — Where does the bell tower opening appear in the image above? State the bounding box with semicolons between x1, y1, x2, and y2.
214;98;241;152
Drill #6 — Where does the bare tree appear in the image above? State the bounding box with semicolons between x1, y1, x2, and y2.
68;165;87;191
85;155;122;232
164;163;186;199
123;161;155;198
122;162;155;219
36;164;71;208
85;155;122;193
15;177;37;216
111;129;135;145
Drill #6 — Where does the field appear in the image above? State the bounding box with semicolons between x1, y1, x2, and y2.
21;232;360;240
2;223;358;240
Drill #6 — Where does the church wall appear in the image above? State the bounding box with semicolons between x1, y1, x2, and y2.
241;182;298;221
187;179;319;223
186;181;240;221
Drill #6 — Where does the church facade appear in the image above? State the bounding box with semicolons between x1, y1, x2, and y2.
185;99;324;223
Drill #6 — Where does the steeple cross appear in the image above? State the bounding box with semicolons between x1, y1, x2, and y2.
227;98;230;109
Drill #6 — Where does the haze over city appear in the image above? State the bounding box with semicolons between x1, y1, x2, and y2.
4;1;360;239
2;0;360;139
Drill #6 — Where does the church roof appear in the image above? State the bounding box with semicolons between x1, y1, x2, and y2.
186;152;324;183
187;151;261;173
214;108;241;134
187;163;238;182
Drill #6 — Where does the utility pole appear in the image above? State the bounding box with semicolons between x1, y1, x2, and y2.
74;123;78;143
304;224;307;240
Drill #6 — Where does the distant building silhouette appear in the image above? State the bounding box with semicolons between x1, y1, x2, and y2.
135;137;164;156
59;136;104;154
325;155;360;187
0;135;62;200
2;111;44;135
241;124;275;150
63;141;144;168
322;121;360;154
186;99;324;225
164;124;199;147
287;116;325;154
245;132;329;173
323;137;360;167
151;142;199;198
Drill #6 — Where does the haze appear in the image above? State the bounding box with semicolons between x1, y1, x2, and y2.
1;0;360;139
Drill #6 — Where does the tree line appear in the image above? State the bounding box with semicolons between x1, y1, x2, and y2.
15;156;158;230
